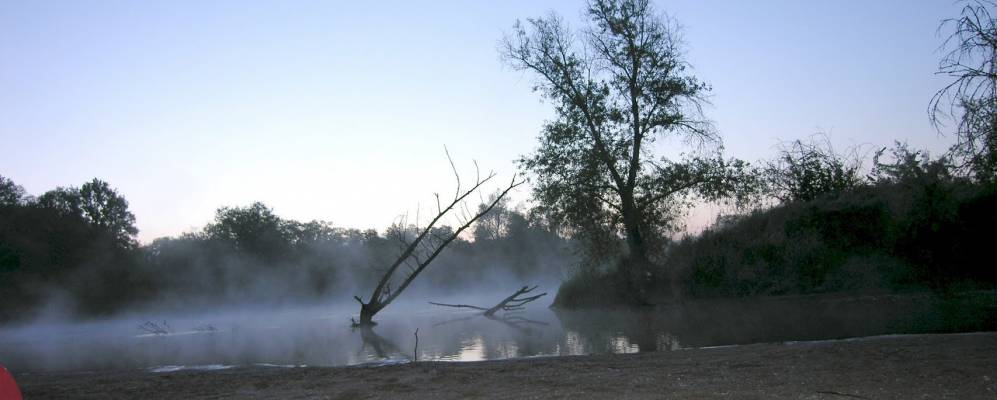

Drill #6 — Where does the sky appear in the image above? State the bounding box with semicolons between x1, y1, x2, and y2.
0;0;967;243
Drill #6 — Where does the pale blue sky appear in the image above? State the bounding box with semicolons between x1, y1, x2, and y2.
0;1;964;242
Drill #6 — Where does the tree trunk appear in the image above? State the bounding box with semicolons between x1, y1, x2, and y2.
350;155;524;327
358;302;380;326
620;192;650;266
620;191;652;304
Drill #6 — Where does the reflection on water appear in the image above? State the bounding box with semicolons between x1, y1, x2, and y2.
451;336;485;362
1;291;994;372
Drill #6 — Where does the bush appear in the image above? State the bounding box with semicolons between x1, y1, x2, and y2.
667;178;997;300
552;256;657;308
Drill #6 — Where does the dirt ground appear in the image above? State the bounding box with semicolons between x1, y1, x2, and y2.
14;332;997;399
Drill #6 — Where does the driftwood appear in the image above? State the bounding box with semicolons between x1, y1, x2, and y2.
138;320;173;335
430;285;547;316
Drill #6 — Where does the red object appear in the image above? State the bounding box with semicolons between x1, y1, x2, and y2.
0;365;22;400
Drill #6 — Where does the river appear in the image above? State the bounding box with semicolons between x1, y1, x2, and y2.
1;291;993;372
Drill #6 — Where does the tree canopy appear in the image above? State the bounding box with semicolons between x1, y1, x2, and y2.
0;176;28;208
502;0;757;284
35;178;138;247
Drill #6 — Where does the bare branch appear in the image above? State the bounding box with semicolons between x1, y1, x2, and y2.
445;146;461;200
427;302;489;311
429;285;547;317
353;153;524;326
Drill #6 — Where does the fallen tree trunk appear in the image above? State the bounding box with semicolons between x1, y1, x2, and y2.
352;152;524;327
430;285;547;316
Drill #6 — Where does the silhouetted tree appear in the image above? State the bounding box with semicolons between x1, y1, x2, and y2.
869;142;955;186
78;179;139;246
291;220;340;246
205;202;295;262
931;0;997;181
0;177;146;318
35;179;138;248
0;175;27;207
502;0;757;296
472;192;512;241
37;186;82;215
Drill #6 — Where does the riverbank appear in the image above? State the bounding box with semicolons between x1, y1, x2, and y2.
14;331;997;399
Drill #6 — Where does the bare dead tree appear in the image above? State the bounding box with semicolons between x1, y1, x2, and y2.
429;285;547;316
352;152;524;326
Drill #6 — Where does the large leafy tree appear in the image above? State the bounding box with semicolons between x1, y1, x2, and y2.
502;0;755;281
204;202;296;262
37;178;138;247
78;179;139;246
1;177;144;318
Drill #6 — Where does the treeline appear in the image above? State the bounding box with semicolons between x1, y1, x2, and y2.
555;141;997;307
0;177;570;322
4;137;994;319
671;142;997;297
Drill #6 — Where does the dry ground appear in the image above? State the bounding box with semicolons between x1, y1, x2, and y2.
15;332;997;399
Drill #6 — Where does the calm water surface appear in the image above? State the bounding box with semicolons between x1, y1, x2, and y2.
1;291;993;372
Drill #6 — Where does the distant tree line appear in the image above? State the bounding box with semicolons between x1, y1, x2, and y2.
0;176;570;322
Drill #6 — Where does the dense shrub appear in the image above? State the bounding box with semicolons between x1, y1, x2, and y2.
667;181;997;299
552;256;657;308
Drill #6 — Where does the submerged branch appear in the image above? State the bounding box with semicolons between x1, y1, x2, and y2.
485;285;547;316
427;302;490;311
429;285;547;316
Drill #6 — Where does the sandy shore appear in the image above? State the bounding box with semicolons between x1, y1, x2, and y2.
14;332;997;399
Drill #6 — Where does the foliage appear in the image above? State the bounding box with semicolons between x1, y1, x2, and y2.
931;0;997;181
762;135;864;203
0;177;146;318
78;179;139;247
204;202;297;262
36;179;138;248
504;0;758;290
0;176;27;207
668;145;997;299
553;268;634;308
869;142;954;185
472;192;512;242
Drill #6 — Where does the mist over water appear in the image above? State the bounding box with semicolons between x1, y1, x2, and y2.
3;290;992;373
